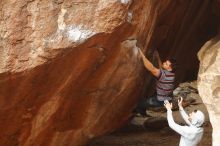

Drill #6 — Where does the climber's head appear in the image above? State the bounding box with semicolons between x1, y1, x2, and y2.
162;58;177;73
188;110;205;127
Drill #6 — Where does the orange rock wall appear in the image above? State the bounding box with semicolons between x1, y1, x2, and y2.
0;0;219;146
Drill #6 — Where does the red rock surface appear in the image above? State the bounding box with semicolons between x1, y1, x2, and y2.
0;0;219;146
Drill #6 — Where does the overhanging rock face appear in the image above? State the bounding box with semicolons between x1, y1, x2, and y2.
198;35;220;146
0;0;219;145
0;1;168;145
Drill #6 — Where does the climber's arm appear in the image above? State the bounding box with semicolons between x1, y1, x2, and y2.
138;48;160;78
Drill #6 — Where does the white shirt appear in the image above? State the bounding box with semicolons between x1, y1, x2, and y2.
167;108;204;146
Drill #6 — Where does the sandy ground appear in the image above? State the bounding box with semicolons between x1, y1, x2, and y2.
87;122;212;146
87;82;212;146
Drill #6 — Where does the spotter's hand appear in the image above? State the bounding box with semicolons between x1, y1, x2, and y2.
164;102;173;110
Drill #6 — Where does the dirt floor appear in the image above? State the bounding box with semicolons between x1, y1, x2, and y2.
87;82;212;146
87;119;212;146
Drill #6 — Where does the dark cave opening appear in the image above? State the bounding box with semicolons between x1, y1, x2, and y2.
150;0;220;84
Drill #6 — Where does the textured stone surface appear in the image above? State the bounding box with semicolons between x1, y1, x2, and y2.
0;0;219;146
198;35;220;146
0;1;166;145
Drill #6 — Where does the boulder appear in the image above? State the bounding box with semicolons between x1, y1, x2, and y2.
0;0;219;145
0;1;172;145
198;34;220;146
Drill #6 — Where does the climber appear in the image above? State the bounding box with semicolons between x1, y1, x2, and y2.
164;97;205;146
135;48;177;116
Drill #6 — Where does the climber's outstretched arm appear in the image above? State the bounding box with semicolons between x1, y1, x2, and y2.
138;48;160;78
